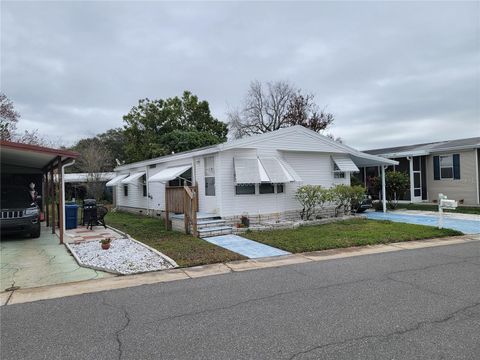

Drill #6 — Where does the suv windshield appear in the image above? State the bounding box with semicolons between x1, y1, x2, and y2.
1;187;35;209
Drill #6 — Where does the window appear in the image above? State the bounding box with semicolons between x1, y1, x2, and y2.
168;168;192;187
142;175;147;197
440;155;453;179
276;184;284;193
205;177;215;196
235;184;255;195
333;162;345;179
123;185;128;197
204;156;215;196
259;183;275;194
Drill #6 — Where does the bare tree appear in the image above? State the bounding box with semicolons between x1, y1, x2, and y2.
77;140;113;201
228;80;296;138
228;81;335;139
0;93;20;141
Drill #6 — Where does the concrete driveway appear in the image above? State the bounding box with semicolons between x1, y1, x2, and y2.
1;224;112;291
1;241;479;359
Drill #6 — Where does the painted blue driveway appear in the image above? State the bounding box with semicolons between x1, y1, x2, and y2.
203;234;291;259
366;212;480;234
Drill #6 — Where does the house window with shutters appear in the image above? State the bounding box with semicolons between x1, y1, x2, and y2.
434;154;460;180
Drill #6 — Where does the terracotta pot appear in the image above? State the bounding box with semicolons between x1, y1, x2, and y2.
101;243;111;250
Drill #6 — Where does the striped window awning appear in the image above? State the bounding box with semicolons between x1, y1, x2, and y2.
332;155;359;172
234;157;301;184
106;174;128;187
148;165;192;183
121;172;146;184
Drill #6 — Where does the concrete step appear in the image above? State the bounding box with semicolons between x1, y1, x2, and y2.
171;213;221;221
198;226;233;237
197;219;227;229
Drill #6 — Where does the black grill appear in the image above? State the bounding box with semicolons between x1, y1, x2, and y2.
1;210;24;219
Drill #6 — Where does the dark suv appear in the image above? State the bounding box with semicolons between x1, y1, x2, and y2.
1;187;41;238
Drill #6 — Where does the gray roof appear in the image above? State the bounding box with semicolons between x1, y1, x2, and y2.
365;137;480;157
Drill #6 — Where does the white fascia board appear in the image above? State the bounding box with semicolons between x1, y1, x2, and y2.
115;148;219;171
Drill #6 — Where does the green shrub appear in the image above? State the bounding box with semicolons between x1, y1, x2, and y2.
330;184;366;215
371;171;410;209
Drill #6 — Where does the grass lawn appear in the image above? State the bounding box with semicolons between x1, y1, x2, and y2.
105;211;245;267
243;219;462;253
395;203;480;215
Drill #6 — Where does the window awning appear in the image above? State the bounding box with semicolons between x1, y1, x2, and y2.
148;165;191;183
234;157;301;184
121;171;146;184
259;157;294;183
234;158;261;184
332;156;359;172
106;174;128;187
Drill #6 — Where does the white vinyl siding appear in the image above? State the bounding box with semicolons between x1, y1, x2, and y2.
115;168;148;209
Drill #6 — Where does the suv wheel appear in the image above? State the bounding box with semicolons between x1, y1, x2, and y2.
30;224;41;238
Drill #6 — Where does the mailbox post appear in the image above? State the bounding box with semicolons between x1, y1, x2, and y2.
438;193;458;229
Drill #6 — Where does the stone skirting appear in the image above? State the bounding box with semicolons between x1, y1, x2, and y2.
232;214;366;234
222;207;336;227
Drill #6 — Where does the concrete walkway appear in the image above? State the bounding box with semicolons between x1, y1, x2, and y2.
2;234;478;306
0;224;113;291
203;234;291;258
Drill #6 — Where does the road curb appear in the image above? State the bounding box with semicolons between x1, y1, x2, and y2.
2;235;478;306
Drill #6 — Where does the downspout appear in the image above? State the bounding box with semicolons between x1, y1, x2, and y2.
62;159;76;240
381;165;387;213
407;156;414;203
475;148;479;205
146;165;149;216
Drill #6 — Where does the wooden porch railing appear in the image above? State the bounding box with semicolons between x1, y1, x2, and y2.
165;185;198;236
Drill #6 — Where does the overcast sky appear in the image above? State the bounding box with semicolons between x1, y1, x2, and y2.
2;1;479;150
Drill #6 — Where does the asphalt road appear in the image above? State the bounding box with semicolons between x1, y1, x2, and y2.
1;242;479;360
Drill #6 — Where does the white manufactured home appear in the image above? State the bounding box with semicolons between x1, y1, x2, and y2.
107;126;396;235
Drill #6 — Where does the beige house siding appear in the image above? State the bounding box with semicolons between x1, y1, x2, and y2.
426;149;479;205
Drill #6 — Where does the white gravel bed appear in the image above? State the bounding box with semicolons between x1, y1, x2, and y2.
68;238;176;275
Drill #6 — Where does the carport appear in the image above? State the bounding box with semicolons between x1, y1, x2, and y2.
1;140;79;243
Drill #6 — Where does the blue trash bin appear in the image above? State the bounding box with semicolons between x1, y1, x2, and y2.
65;204;79;229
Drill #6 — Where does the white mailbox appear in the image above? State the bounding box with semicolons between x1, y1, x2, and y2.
437;194;457;229
439;198;458;209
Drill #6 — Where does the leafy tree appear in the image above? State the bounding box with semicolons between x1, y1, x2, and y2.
228;80;335;139
123;91;227;162
0;93;20;141
97;128;127;165
371;171;410;209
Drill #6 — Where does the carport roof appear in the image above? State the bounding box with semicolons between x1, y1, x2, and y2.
0;140;79;171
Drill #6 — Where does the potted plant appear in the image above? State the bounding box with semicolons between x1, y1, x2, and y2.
100;237;112;250
240;215;250;228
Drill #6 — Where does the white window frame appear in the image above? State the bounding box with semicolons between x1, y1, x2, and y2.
204;156;216;196
439;155;454;180
235;183;256;196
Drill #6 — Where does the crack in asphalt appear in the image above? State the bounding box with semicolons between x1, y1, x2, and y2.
287;301;480;360
144;257;472;326
101;295;132;360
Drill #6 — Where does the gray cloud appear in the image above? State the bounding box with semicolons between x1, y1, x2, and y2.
1;1;479;149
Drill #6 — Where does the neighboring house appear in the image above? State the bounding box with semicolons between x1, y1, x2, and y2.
64;172;116;201
360;137;480;205
107;126;395;228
